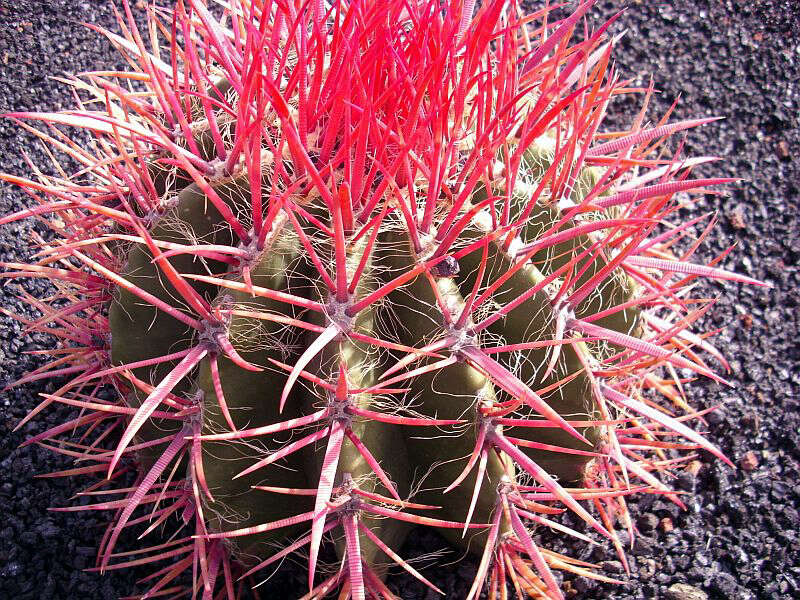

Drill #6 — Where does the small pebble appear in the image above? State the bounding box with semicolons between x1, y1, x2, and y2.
600;560;625;574
686;460;703;477
740;451;759;471
637;512;659;533
665;583;709;600
776;140;790;160
728;206;747;230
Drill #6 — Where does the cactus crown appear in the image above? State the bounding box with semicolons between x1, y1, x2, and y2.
1;1;767;599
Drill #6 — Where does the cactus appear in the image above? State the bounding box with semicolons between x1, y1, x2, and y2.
0;1;769;599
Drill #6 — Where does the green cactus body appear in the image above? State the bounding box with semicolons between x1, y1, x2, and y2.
520;139;641;338
301;233;412;574
196;217;312;559
379;228;513;550
99;86;712;596
456;215;599;483
109;179;236;468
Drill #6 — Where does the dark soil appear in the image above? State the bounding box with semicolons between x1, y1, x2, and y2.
0;1;798;599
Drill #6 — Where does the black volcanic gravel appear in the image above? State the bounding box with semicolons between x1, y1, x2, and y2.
1;1;798;599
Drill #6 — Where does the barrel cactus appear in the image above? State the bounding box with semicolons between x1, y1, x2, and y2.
1;1;767;598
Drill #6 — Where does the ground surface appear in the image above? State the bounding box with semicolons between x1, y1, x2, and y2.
0;1;798;599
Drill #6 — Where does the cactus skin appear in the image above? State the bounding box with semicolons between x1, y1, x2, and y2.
0;1;770;599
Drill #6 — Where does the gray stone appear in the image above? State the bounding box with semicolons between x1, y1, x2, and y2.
665;583;708;600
